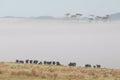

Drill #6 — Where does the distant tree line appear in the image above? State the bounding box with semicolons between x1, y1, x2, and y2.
16;59;101;68
65;13;110;22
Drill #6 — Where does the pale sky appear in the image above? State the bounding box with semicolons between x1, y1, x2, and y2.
0;0;120;17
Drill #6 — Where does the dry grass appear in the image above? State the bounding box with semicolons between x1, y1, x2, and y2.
0;62;120;80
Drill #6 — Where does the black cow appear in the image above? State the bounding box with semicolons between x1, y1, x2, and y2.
56;62;61;66
85;64;91;68
44;61;47;65
30;60;33;64
19;60;24;63
16;60;24;63
68;62;76;66
93;64;101;68
93;65;96;68
38;62;42;65
47;61;52;65
96;65;101;68
33;60;38;64
52;61;56;65
26;59;29;64
16;60;19;63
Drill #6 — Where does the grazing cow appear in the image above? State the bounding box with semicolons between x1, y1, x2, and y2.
85;64;91;68
30;60;33;64
26;59;29;64
16;60;19;63
96;65;101;68
16;60;24;63
52;61;56;65
68;62;76;66
56;62;61;66
93;65;96;68
47;61;52;65
38;62;42;65
44;61;47;65
19;60;24;63
33;60;38;64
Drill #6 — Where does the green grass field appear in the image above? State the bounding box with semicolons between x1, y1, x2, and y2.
0;62;120;80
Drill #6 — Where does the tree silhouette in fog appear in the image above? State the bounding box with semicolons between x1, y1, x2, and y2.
76;13;83;21
102;15;110;22
88;14;94;22
65;13;70;20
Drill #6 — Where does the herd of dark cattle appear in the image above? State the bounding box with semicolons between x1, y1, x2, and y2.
16;59;101;68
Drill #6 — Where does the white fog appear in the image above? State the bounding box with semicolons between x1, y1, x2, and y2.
0;19;120;68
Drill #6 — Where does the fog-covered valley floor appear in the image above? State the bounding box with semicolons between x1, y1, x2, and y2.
0;19;120;68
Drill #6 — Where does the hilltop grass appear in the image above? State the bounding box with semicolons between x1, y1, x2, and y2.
0;62;120;80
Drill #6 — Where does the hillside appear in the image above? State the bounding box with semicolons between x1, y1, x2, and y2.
0;62;120;80
1;12;120;21
111;13;120;20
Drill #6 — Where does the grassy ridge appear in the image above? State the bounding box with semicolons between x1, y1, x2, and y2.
0;62;120;80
